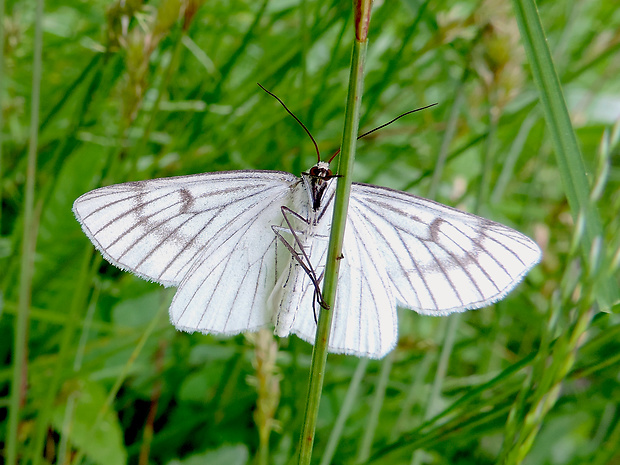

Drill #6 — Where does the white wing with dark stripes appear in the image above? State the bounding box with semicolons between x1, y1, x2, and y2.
73;170;300;333
348;183;541;316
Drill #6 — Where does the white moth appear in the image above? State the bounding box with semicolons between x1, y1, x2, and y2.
73;160;541;358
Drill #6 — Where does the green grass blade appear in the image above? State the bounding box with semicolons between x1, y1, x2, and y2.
511;0;619;310
7;1;43;463
0;0;4;227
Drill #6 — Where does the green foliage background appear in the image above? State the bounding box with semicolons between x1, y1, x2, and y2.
2;0;620;464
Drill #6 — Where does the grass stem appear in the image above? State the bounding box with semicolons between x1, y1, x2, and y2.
7;1;43;463
298;33;369;465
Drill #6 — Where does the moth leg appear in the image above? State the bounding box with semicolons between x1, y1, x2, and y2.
309;269;329;324
281;206;329;313
272;206;329;314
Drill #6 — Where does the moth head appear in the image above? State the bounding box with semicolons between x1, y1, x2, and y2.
308;161;333;183
304;161;336;211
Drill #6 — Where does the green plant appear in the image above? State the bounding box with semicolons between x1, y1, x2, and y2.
2;1;619;464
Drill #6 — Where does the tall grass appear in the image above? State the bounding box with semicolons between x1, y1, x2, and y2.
2;0;619;464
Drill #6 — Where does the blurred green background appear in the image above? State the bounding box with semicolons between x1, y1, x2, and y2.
2;0;620;464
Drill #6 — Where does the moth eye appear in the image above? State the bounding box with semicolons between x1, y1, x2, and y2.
326;169;333;177
310;166;319;176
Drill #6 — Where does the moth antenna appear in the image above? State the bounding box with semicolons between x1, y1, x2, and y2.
327;103;439;163
258;83;321;164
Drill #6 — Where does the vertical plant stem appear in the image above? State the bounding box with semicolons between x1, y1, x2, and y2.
7;1;43;464
0;0;4;227
298;2;372;460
